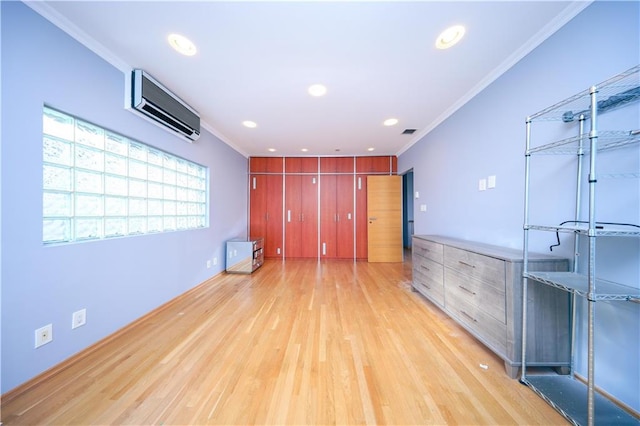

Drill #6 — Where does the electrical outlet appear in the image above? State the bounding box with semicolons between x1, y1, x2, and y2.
72;309;86;329
478;178;487;191
35;324;53;348
487;175;496;189
213;257;217;265
207;260;211;269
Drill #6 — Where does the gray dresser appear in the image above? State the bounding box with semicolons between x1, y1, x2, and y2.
412;235;570;378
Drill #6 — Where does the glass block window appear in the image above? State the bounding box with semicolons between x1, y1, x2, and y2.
43;106;208;244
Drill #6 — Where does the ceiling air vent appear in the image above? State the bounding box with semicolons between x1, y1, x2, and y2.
402;129;417;135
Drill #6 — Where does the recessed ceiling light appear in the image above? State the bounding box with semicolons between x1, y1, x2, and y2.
168;33;197;56
368;147;375;152
242;120;257;128
435;25;465;49
268;148;276;152
301;148;309;152
383;118;399;126
308;84;327;97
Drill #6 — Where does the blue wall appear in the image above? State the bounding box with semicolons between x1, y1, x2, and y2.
1;2;248;393
399;1;639;411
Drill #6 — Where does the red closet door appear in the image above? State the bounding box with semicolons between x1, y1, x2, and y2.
285;175;302;258
300;174;318;258
336;174;354;259
264;174;283;258
320;175;337;258
285;174;318;258
250;174;283;258
249;174;267;243
355;174;368;260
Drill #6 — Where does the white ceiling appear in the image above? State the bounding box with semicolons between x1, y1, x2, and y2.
28;1;589;157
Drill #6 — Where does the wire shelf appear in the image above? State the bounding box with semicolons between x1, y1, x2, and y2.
527;224;640;236
600;171;640;179
528;65;640;122
524;271;640;301
521;375;640;425
527;130;640;155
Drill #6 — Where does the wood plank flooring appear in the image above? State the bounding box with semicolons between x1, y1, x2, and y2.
1;258;567;425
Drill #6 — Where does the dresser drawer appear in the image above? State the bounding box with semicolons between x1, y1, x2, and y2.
413;258;444;306
445;268;506;324
413;237;443;263
444;246;505;291
445;288;507;354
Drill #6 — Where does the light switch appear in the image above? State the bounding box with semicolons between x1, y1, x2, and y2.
479;179;487;191
488;175;496;189
415;191;420;199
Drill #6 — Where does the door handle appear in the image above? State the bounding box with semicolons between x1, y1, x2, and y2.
369;217;377;221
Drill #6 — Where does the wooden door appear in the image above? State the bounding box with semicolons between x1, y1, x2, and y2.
249;174;267;243
285;175;303;258
367;175;403;262
300;175;319;258
264;174;283;258
320;174;354;259
320;175;337;258
355;174;368;260
250;174;283;258
285;174;318;258
336;174;354;259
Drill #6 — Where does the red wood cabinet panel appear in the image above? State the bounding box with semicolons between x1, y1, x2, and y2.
285;157;318;173
249;157;284;173
355;156;395;174
249;155;398;261
320;157;355;174
320;174;354;259
320;175;337;258
355;174;368;260
249;174;283;258
249;175;267;242
285;175;302;258
264;175;284;258
285;174;318;258
335;174;355;259
300;175;319;258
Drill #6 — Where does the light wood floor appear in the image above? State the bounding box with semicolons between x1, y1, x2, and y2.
2;258;567;425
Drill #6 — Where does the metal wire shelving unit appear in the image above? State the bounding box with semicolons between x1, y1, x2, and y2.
521;65;640;426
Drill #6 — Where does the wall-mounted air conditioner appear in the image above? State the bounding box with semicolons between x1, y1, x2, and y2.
129;69;200;142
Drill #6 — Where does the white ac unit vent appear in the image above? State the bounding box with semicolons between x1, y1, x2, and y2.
130;69;200;142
